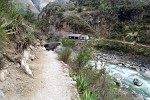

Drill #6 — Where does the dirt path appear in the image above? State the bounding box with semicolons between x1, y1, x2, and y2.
29;48;78;100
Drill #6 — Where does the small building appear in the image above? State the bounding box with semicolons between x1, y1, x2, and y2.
80;35;89;40
67;34;81;39
67;33;89;40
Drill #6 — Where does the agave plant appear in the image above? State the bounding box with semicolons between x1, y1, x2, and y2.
76;74;88;92
0;19;13;48
81;89;97;100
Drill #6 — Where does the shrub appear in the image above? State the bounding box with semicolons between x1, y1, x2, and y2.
76;48;92;69
59;48;72;63
61;38;73;48
22;5;36;23
0;20;13;49
65;2;75;10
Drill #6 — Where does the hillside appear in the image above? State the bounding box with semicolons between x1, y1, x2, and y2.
0;0;150;100
38;1;150;56
13;0;69;13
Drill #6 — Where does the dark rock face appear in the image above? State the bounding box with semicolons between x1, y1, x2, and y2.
44;42;61;51
133;78;143;86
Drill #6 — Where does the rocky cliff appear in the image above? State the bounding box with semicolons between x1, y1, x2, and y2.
13;0;69;13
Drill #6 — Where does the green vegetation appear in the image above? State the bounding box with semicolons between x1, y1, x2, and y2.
59;48;72;63
24;33;34;40
58;44;134;100
76;48;92;69
0;0;38;50
61;38;73;48
22;6;36;23
95;39;150;56
76;74;97;100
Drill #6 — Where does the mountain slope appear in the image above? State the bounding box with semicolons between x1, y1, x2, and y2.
14;0;40;13
13;0;69;13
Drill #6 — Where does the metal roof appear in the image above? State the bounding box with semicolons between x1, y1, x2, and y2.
67;34;82;37
81;35;89;37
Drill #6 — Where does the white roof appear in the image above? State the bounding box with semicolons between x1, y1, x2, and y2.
67;34;81;37
81;35;89;37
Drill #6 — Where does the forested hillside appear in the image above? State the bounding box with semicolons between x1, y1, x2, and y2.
38;0;150;56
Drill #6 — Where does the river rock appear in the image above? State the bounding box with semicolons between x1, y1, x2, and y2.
125;64;130;67
113;73;123;80
133;78;143;86
118;63;124;67
113;73;123;87
133;93;144;100
136;67;140;72
140;67;147;72
143;71;150;78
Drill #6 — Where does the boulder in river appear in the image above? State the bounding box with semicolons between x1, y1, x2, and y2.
133;93;144;100
143;71;150;78
113;73;123;87
133;78;143;86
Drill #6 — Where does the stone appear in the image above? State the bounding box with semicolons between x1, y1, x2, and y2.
54;46;63;53
133;78;143;86
2;70;9;75
30;55;36;61
0;71;5;82
125;64;130;68
140;67;147;72
44;42;61;51
29;45;35;51
113;73;123;80
136;67;140;72
143;71;150;78
118;63;124;67
36;42;41;46
113;73;123;87
133;93;144;100
15;63;21;68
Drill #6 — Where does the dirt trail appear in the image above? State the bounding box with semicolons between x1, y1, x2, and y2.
29;48;78;100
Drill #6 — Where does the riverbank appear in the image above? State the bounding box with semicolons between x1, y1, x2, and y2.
94;51;150;72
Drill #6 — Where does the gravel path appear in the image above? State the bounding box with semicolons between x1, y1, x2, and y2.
30;49;78;100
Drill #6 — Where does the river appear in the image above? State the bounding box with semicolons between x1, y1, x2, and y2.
89;61;150;100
